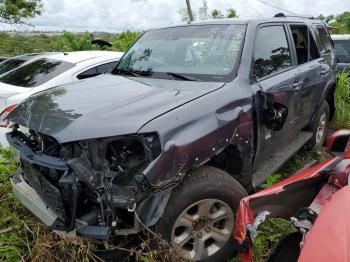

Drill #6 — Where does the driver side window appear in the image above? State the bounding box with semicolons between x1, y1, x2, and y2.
252;25;292;80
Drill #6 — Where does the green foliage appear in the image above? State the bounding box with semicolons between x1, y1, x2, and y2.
260;173;282;188
0;146;28;261
52;31;98;51
111;31;142;52
318;11;350;33
211;9;225;19
0;0;42;24
226;8;238;19
0;31;142;57
334;72;350;128
179;0;238;21
253;219;296;261
331;12;350;34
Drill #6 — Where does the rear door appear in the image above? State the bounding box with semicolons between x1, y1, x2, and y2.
287;23;326;129
251;23;301;165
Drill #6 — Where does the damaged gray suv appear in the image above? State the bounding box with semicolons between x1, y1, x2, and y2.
6;15;336;261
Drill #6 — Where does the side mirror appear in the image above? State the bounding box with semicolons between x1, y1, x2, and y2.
259;91;288;131
326;130;350;157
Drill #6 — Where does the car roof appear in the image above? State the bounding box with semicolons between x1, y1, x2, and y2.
5;52;60;61
38;51;124;64
150;17;324;30
331;34;350;40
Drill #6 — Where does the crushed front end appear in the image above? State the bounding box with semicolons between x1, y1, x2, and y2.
7;126;165;240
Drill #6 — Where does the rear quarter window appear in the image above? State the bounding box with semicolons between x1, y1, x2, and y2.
316;25;333;52
0;58;75;88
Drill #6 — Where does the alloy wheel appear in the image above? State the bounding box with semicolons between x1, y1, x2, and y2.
171;198;234;261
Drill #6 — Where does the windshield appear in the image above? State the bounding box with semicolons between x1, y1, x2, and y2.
113;24;246;81
334;40;350;63
0;59;27;75
0;58;75;88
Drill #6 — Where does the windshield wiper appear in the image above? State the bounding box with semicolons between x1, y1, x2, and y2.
166;72;199;81
116;68;142;77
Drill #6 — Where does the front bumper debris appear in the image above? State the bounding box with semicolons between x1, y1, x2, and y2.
11;169;59;226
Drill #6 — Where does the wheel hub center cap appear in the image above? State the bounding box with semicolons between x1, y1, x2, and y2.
193;217;209;231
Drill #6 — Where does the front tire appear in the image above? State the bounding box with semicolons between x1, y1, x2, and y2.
156;165;247;261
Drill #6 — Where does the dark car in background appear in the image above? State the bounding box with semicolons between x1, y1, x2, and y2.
332;34;350;71
6;15;336;261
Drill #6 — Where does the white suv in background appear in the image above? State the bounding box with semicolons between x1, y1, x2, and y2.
0;51;124;146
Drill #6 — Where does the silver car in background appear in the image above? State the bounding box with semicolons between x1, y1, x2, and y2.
0;51;124;146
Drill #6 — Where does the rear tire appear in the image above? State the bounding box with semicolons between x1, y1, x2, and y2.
306;100;329;149
156;165;247;262
267;232;302;262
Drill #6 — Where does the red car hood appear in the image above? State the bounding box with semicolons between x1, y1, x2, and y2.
299;186;350;262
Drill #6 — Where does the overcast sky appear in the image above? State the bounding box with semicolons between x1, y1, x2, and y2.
1;0;349;32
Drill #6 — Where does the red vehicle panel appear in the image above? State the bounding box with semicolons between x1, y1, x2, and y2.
234;130;350;262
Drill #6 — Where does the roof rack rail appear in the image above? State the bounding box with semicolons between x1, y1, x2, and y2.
274;13;314;19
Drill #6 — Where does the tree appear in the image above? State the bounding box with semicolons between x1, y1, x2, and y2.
318;12;350;33
226;8;238;18
331;12;350;33
180;0;238;21
52;32;97;52
211;9;224;19
198;0;209;20
0;0;42;24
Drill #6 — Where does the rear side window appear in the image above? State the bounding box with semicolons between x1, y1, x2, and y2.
96;61;118;74
290;24;320;65
0;58;74;88
77;67;99;80
316;25;332;51
0;59;26;75
252;25;292;80
77;61;118;80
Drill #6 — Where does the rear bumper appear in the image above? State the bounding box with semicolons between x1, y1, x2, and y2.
11;169;58;226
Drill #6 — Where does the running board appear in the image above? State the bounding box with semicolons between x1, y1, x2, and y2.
252;131;313;187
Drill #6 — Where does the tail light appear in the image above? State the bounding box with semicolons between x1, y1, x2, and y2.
0;104;17;127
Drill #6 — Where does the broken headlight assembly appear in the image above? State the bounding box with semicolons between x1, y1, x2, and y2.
11;129;162;239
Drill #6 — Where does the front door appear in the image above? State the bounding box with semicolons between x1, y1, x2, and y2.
251;23;301;167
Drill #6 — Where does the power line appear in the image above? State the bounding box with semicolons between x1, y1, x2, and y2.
237;0;265;17
223;0;264;18
253;0;299;15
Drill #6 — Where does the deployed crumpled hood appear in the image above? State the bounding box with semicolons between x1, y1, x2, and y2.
7;74;224;143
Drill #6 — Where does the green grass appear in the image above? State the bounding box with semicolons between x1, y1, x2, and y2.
334;71;350;128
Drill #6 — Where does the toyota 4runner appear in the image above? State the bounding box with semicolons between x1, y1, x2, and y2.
5;15;336;261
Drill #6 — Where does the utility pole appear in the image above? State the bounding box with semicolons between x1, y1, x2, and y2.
185;0;194;22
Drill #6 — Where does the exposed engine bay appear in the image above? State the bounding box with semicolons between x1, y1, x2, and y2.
8;126;166;240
